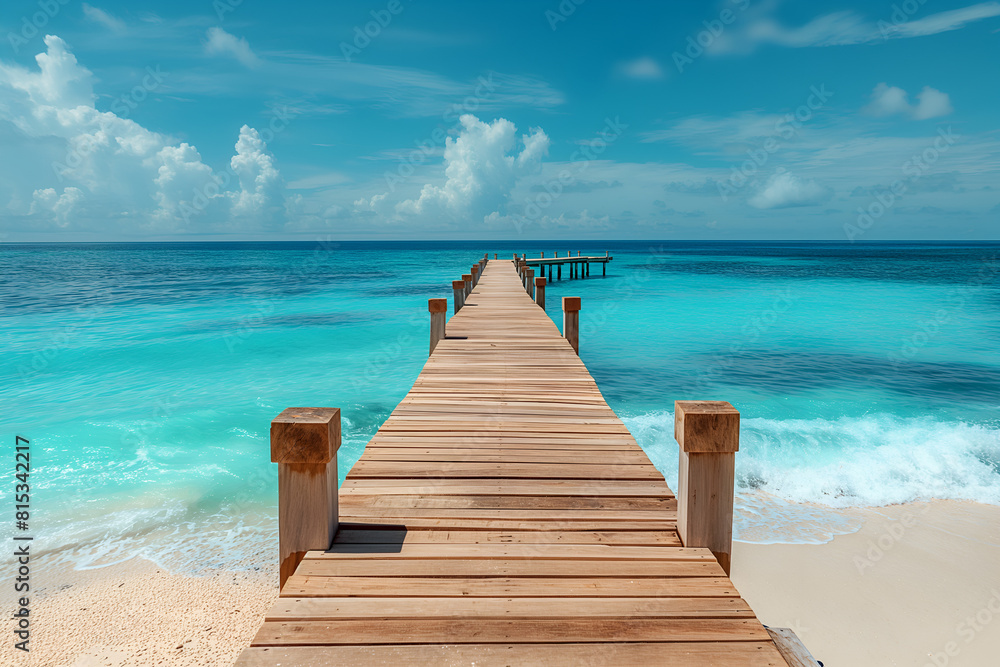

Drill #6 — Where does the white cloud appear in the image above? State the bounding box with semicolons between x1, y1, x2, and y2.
0;35;95;109
618;57;664;80
230;125;285;224
0;35;285;232
889;2;1000;38
82;4;126;32
708;2;1000;54
204;27;259;68
30;186;83;225
748;170;830;209
864;83;912;116
387;115;549;223
864;83;953;120
912;86;954;120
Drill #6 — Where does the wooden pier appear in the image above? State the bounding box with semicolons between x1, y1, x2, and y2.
236;256;817;666
519;251;612;281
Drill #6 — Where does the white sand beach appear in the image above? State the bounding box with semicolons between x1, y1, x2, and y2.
732;500;1000;667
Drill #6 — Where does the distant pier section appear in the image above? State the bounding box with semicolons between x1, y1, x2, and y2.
507;251;612;281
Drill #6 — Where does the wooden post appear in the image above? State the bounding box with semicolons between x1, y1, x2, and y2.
555;251;559;258
526;268;535;299
428;298;446;354
535;276;546;309
548;264;552;281
603;262;606;276
541;252;545;258
557;264;561;281
562;296;580;355
452;279;466;313
674;401;740;576
462;273;472;298
471;265;479;287
586;262;590;277
271;407;340;589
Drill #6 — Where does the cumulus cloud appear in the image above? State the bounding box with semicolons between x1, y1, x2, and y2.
30;186;83;225
864;83;953;120
0;35;284;232
748;169;830;209
204;28;259;68
82;4;126;32
386;114;549;223
618;57;665;80
230;125;285;224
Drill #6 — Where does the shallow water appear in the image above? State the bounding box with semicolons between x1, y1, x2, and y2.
2;241;998;571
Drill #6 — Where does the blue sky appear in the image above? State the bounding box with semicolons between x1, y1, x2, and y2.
1;0;998;240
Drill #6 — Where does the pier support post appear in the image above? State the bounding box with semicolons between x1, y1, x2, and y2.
463;274;472;298
471;265;479;287
428;298;446;354
674;401;740;576
603;262;606;276
562;297;581;355
557;264;561;281
535;276;546;310
586;262;590;277
271;407;340;589
452;279;466;313
526;268;535;299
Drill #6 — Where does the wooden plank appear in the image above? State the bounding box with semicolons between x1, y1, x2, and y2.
236;643;788;667
265;596;754;620
293;559;725;577
252;618;770;645
340;479;673;496
311;543;711;559
330;528;683;546
340;495;674;511
279;576;740;598
768;627;821;666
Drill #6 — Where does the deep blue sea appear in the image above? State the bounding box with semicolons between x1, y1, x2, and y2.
2;241;998;571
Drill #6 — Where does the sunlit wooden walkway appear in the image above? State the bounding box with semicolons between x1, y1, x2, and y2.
236;259;799;666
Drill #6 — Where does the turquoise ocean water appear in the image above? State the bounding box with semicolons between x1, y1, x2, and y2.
2;241;998;572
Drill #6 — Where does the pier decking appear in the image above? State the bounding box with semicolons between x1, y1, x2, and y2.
236;259;804;666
